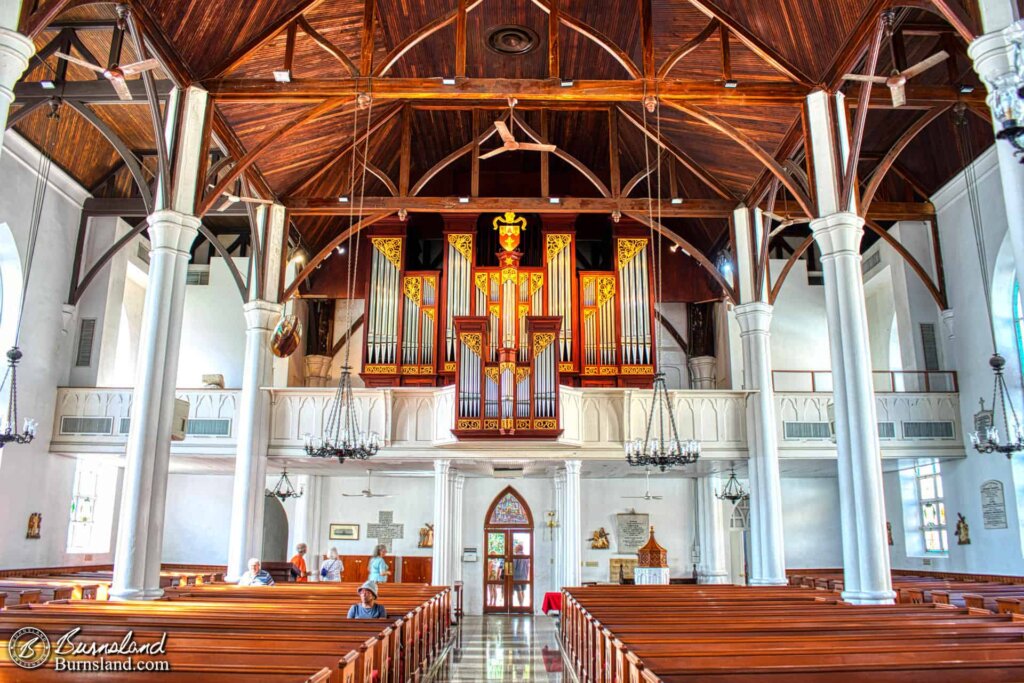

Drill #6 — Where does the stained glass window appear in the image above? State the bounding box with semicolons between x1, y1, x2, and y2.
917;460;948;553
488;491;529;525
487;532;505;556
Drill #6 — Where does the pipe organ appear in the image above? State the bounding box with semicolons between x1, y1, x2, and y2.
360;215;657;437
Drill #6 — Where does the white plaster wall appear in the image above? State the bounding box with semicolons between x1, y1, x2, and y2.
176;257;248;388
161;473;235;564
781;477;843;568
766;259;832;373
0;133;93;569
580;476;696;583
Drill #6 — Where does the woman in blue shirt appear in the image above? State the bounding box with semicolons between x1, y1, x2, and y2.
368;544;391;583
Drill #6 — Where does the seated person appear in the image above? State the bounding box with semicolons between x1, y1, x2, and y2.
238;558;275;586
347;580;387;619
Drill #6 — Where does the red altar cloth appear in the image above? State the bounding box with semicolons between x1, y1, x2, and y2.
541;592;562;614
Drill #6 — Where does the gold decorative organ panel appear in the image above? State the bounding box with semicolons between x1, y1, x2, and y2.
360;215;657;436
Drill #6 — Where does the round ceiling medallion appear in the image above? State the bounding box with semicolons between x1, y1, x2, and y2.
486;25;540;55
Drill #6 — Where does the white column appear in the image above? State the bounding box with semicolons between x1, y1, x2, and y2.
810;213;895;604
225;299;284;581
696;475;729;584
969;10;1024;305
0;19;35;150
563;460;582;587
553;471;566;589
734;303;786;585
451;473;465;583
110;210;200;600
431;459;452;585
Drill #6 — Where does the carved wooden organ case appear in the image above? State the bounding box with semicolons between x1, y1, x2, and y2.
360;214;657;438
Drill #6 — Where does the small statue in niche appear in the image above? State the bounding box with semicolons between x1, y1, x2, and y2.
418;523;434;548
590;527;610;549
26;513;41;539
886;521;893;546
955;513;971;545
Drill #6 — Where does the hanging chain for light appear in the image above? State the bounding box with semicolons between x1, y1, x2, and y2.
0;101;61;447
623;83;700;471
954;105;1024;457
715;465;749;503
304;81;380;464
265;467;304;502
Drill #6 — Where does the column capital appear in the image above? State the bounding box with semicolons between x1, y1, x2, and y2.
243;299;284;332
434;458;451;474
564;459;582;474
733;302;773;335
969;27;1016;85
146;210;201;254
941;308;956;341
809;212;864;259
0;28;34;104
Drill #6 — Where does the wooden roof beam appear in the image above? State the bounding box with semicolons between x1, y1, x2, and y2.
685;0;813;85
617;105;736;201
286;196;738;216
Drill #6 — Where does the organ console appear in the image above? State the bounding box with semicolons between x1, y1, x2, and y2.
360;213;657;437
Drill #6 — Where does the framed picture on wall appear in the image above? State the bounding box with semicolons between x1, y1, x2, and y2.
329;524;360;541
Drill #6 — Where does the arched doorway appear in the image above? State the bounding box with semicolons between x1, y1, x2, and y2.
483;486;534;614
728;498;749;586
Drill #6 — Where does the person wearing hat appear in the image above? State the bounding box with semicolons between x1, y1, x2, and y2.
347;580;387;619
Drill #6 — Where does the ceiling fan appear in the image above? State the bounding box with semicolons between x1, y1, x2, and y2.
341;469;393;498
216;192;274;212
621;469;663;501
479;98;557;160
54;51;162;101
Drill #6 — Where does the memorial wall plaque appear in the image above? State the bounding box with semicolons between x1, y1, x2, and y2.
981;480;1008;529
615;511;650;554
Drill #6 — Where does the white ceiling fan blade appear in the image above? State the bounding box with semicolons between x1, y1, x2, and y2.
238;196;274;205
620;496;648;499
109;75;133;101
54;51;105;73
842;73;887;83
216;196;235;212
119;58;161;76
478;147;507;160
369;494;394;498
494;120;516;144
518;143;557;152
890;83;906;108
900;51;949;80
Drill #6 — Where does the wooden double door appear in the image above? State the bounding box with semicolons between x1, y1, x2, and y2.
483;487;534;614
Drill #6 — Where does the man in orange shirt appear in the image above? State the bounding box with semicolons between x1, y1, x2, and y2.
290;543;309;582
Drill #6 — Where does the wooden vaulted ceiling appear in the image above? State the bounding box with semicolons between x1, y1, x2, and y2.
13;0;991;293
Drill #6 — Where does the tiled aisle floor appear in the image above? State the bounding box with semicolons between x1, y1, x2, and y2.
430;615;566;682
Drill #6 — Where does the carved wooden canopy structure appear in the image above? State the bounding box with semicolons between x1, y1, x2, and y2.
13;0;989;310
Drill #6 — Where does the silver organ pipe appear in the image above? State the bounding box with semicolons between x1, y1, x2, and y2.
545;234;574;365
617;238;652;368
445;234;473;368
485;368;499;419
499;362;515;431
367;237;403;368
516;368;530;418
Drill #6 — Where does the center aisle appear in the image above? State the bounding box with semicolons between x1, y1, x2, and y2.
431;615;565;682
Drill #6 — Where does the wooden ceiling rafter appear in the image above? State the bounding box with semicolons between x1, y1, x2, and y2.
509;110;612;197
860;103;951;215
286;196;739;216
901;0;978;43
657;19;720;80
864;217;946;308
201;96;352;215
409;109;509;197
841;13;887;211
684;0;813;85
616;105;735;201
18;0;75;39
203;0;328;80
530;0;643;79
210;109;276;201
768;233;814;304
282;100;404;198
664;100;813;216
295;16;359;77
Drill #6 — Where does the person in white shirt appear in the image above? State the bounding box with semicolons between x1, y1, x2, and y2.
320;547;344;582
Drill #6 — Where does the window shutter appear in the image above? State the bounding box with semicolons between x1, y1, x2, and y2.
75;318;97;367
920;323;939;371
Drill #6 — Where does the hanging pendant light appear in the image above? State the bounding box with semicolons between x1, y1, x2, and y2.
715;465;749;503
266;467;303;502
622;85;700;472
304;366;380;463
625;372;700;471
970;354;1024;457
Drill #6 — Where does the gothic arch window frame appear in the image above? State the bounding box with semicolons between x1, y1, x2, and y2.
485;485;534;528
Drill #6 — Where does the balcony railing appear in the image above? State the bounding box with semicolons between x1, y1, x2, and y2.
772;370;958;394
